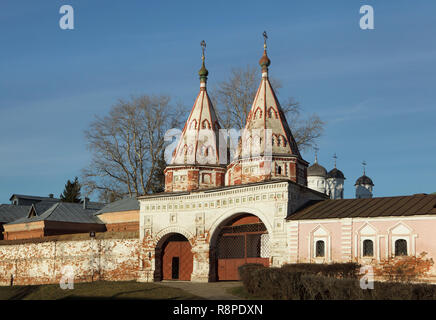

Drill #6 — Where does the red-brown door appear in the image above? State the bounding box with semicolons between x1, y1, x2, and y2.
162;239;193;281
218;258;269;280
217;231;269;281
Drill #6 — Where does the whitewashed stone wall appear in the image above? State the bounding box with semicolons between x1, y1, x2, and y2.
0;239;139;286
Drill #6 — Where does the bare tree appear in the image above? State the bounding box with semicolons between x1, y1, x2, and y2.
82;95;182;201
210;65;324;151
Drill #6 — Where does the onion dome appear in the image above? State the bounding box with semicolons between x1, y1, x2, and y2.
308;162;327;177
198;58;209;79
327;168;345;180
259;51;271;68
355;175;374;186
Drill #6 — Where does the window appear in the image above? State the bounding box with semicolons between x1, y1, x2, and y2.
363;239;374;257
277;166;282;175
202;174;210;184
315;240;325;257
395;239;408;256
202;119;211;129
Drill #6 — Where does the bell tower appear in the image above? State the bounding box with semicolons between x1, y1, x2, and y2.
164;41;226;192
226;32;309;186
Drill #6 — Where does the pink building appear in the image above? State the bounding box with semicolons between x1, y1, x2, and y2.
287;194;436;278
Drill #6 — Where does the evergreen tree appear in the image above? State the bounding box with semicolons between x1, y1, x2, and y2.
60;177;82;203
149;150;166;194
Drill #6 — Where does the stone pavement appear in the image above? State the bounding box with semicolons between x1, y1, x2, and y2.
159;281;242;300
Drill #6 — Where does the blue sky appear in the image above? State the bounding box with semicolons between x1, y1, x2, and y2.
1;0;435;203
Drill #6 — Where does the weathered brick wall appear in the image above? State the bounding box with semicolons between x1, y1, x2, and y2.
0;238;139;286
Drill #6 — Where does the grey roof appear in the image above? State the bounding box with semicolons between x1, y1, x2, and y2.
95;197;139;215
307;162;327;177
9;194;60;202
0;205;30;223
327;168;345;180
355;175;374;186
7;202;104;225
81;200;106;210
287;194;436;220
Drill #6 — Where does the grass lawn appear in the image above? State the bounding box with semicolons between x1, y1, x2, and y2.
226;286;267;300
0;280;202;300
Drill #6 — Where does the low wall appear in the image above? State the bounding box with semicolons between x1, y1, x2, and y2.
0;238;140;286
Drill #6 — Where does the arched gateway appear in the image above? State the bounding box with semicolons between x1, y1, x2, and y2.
137;38;327;283
209;213;270;281
154;232;193;281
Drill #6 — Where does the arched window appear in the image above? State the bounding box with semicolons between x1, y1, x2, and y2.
202;119;211;129
267;107;278;119
395;239;408;256
272;134;278;146
363;239;374;257
254;107;263;119
315;240;325;257
189;119;197;130
276;135;281;146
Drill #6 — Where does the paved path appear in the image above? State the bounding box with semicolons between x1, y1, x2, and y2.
159;281;242;300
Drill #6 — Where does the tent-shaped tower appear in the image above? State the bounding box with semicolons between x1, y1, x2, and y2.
226;32;308;186
164;41;226;192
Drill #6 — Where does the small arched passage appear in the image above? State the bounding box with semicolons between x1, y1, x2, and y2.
154;233;193;281
209;213;270;281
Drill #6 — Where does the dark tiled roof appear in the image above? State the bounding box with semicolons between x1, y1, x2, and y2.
0;200;61;223
355;175;374;186
287;194;436;220
9;194;60;202
95;197;139;215
307;163;327;177
7;202;104;225
0;205;30;223
327;168;345;179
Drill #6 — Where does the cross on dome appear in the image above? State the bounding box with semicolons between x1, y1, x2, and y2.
259;31;271;75
198;40;208;87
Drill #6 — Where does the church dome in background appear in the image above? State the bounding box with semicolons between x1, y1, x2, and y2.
308;162;327;177
355;174;374;186
327;168;345;180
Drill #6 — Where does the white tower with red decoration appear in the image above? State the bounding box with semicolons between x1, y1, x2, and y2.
226;32;308;187
164;41;226;192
